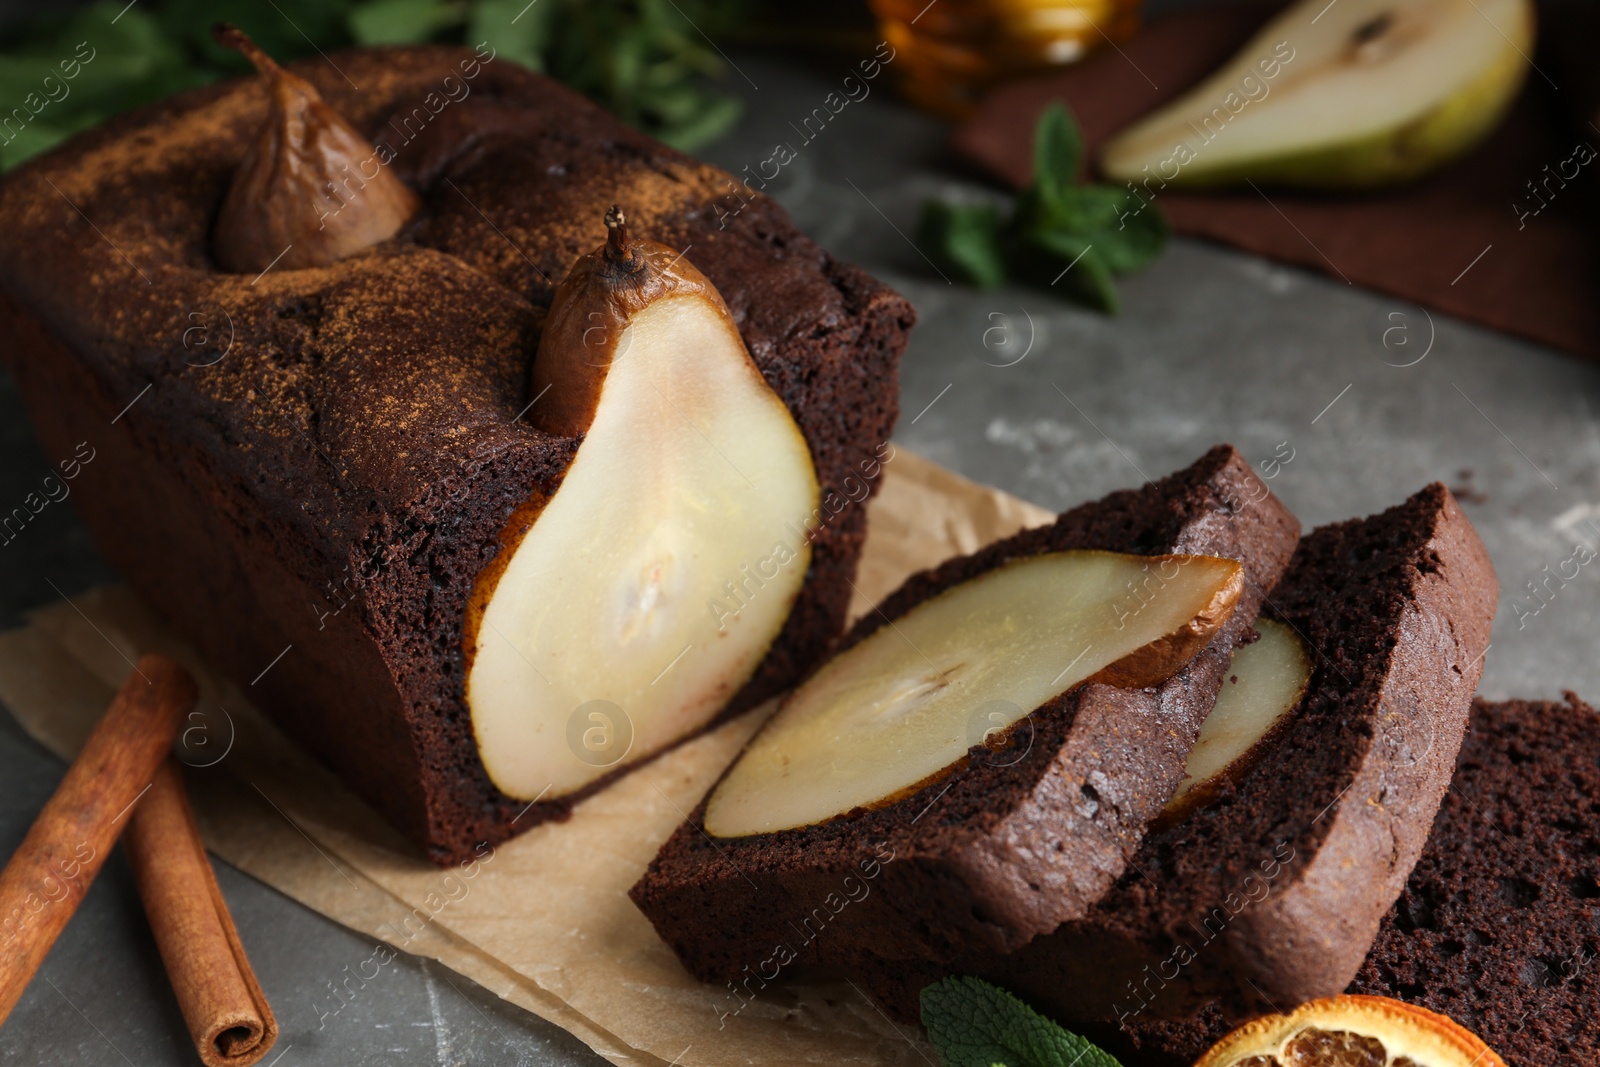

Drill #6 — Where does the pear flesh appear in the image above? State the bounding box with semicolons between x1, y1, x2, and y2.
704;550;1243;839
1101;0;1534;189
466;224;819;802
1163;617;1312;819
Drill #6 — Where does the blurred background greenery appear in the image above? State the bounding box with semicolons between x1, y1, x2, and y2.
0;0;755;169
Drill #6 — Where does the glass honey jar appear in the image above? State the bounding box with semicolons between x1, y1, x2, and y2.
870;0;1143;117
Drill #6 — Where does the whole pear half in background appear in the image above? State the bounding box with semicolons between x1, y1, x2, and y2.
1099;0;1535;190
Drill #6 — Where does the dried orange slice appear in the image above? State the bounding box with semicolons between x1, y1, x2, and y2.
1194;995;1506;1067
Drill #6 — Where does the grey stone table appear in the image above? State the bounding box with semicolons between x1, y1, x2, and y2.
4;37;1599;1067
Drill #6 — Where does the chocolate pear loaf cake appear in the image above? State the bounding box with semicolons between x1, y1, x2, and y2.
850;484;1497;1023
0;44;913;863
631;445;1300;983
1098;695;1600;1067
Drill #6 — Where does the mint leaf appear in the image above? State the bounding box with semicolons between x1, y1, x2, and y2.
918;101;1164;310
1044;185;1122;232
467;0;555;70
921;976;1124;1067
1049;186;1168;274
160;0;353;69
1032;103;1082;210
656;91;740;151
1091;193;1168;274
1023;228;1120;314
1016;183;1114;240
919;201;1008;290
349;0;465;45
1009;185;1056;237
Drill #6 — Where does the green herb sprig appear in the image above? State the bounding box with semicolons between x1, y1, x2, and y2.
918;103;1168;313
921;976;1126;1067
0;0;743;171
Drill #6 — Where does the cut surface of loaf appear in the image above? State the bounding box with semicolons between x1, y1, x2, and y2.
1110;695;1600;1067
630;445;1300;981
850;484;1497;1022
0;46;913;863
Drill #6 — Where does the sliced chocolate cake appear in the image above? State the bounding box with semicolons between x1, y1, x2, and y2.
1352;694;1598;1064
630;446;1300;983
0;45;913;863
1100;695;1600;1067
849;484;1497;1023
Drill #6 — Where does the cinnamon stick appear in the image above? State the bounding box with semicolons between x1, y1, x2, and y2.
124;758;278;1067
0;653;194;1023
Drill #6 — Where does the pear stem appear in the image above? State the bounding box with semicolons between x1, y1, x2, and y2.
604;206;644;272
212;23;284;79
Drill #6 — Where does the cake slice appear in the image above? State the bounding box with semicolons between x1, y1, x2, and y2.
850;483;1497;1022
630;445;1300;982
0;46;913;863
1100;695;1600;1067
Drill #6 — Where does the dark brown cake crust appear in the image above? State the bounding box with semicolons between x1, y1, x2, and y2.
1099;696;1600;1067
0;46;913;863
630;446;1300;986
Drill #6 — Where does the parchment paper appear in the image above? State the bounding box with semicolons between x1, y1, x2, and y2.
0;450;1054;1067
